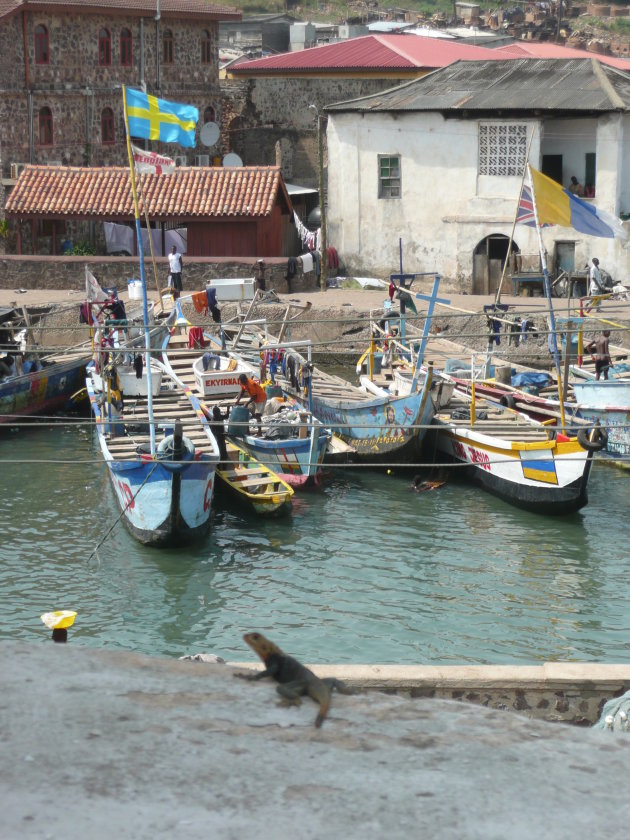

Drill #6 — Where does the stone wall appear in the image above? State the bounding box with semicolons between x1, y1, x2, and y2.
0;255;320;294
0;13;222;175
222;76;411;188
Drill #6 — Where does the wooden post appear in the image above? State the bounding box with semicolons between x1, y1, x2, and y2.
317;113;327;291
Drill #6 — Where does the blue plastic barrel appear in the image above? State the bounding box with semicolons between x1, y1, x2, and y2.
228;406;250;437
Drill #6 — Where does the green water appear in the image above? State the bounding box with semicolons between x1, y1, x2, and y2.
1;421;629;665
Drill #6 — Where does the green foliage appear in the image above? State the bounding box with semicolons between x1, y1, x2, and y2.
0;219;9;240
68;239;97;256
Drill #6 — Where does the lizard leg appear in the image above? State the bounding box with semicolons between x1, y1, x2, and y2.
276;680;308;707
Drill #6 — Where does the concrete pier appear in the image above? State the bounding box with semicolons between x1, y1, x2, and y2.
3;641;630;839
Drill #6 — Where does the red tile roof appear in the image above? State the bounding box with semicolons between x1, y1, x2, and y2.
229;34;502;73
0;0;240;23
5;165;289;219
229;32;630;75
494;41;630;71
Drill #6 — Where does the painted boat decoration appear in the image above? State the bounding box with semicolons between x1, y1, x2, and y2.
214;438;293;516
0;306;87;422
86;358;219;546
431;390;594;515
571;380;630;456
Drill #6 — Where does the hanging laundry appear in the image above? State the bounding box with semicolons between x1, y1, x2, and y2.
133;354;143;379
312;250;321;279
327;246;339;269
188;327;206;349
301;252;314;273
192;291;208;315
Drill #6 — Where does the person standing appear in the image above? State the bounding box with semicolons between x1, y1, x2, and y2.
168;245;183;299
568;176;585;197
254;259;266;292
585;330;614;380
588;257;605;312
235;373;267;435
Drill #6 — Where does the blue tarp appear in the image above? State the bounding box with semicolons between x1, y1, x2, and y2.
511;372;552;389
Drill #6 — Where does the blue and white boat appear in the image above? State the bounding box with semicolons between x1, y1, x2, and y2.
86;357;219;546
571;380;630;456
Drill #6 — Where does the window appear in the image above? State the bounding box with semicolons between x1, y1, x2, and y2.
478;123;527;176
99;29;111;66
35;25;49;64
203;106;216;124
39;107;53;146
378;155;401;199
120;29;132;66
163;30;173;65
101;108;114;144
201;29;211;64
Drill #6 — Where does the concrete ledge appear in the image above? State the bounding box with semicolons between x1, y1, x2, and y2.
231;661;630;725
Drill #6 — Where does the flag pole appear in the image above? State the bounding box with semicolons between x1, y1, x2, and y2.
495;127;536;306
122;85;156;455
527;163;566;431
136;172;164;312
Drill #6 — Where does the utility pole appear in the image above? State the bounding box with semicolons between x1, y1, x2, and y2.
316;111;327;292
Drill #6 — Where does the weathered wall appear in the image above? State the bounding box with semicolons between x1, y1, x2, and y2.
0;254;319;294
222;76;410;188
327;109;630;289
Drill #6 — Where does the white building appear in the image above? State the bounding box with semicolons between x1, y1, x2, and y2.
325;58;630;291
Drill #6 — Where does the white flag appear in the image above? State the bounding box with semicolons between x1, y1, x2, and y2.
85;268;108;302
131;144;175;175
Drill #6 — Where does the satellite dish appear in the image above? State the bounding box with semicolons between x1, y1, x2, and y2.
200;121;220;147
222;152;243;167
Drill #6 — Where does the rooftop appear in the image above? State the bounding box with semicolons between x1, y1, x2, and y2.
5;165;290;220
326;58;630;115
0;0;241;22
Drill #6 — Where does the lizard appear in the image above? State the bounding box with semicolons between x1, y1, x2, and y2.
237;632;350;728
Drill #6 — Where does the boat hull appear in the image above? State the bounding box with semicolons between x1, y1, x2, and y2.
231;430;330;488
309;376;435;460
432;427;593;515
0;358;87;422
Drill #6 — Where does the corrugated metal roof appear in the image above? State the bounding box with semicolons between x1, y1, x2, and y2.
5;165;288;219
495;41;630;71
0;0;240;23
326;59;630;114
230;34;502;73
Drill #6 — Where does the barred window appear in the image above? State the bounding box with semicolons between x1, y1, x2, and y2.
479;123;527;176
378;155;401;199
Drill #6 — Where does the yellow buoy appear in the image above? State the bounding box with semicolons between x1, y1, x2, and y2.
40;610;77;630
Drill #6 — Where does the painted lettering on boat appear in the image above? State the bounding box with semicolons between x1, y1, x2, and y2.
205;376;241;388
452;439;490;471
203;478;213;511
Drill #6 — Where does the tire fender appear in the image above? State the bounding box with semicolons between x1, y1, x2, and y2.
500;394;516;410
577;425;608;452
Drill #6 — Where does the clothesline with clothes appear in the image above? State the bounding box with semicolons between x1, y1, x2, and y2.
293;211;320;252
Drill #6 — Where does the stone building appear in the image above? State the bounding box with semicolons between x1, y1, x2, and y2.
0;0;240;250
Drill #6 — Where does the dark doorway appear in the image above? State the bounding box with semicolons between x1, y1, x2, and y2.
542;154;563;185
473;235;519;294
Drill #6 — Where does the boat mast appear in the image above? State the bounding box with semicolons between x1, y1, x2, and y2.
122;85;156;455
526;163;566;430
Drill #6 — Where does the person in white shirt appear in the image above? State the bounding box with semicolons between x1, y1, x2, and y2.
588;257;605;312
168;246;183;298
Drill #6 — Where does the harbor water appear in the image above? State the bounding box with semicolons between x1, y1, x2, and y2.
1;420;629;666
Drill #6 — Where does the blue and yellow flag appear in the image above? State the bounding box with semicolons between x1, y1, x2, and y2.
528;165;627;241
124;88;198;148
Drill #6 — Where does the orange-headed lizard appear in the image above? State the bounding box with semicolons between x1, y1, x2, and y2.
238;632;349;728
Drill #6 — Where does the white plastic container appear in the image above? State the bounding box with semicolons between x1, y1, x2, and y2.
128;280;143;300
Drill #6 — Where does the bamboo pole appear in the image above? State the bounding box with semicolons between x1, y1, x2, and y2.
136;173;164;313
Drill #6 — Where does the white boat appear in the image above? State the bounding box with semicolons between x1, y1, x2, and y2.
432;389;594;515
192;353;252;397
91;359;163;397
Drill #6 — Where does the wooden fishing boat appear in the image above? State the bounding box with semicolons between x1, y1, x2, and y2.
431;389;594;515
162;327;330;488
214;439;293;516
86;358;220;546
0;306;87;423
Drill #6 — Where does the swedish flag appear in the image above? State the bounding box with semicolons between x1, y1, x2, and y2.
124;87;198;148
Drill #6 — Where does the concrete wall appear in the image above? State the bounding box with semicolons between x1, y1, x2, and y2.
0;255;319;294
327;110;630;289
541;117;597;193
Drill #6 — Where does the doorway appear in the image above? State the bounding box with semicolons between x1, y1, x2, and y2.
542;154;563;185
472;235;519;294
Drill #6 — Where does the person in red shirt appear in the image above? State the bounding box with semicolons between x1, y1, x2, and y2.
235;374;267;435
